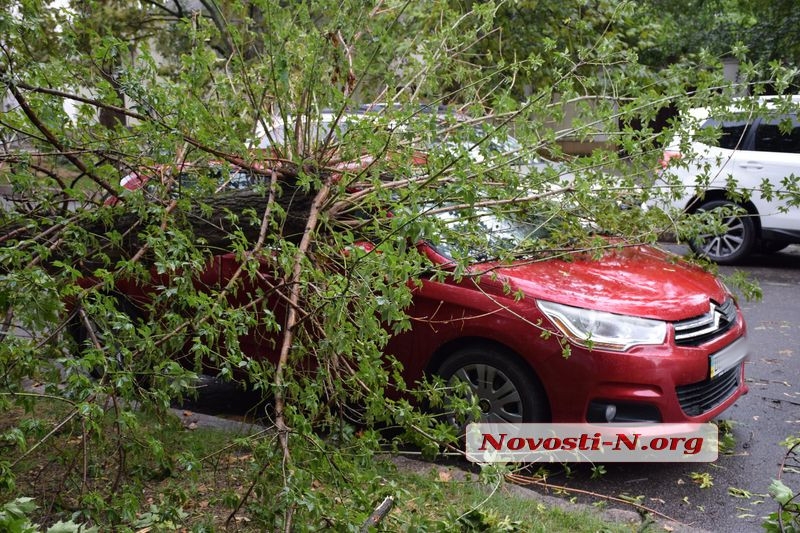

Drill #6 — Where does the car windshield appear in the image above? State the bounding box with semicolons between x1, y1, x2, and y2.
425;206;552;262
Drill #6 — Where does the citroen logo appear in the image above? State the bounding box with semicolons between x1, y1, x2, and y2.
711;302;725;329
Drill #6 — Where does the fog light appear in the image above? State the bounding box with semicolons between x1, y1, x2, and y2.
587;402;617;423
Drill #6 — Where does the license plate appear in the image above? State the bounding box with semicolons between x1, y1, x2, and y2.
710;337;749;378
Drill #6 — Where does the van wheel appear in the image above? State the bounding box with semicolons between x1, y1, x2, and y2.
69;295;144;382
690;200;756;264
437;345;549;425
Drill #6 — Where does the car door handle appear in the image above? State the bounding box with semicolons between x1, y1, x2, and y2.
738;161;763;170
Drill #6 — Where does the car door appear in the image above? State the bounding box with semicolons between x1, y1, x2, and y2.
691;118;755;191
746;114;800;232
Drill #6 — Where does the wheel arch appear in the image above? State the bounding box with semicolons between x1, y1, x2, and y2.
425;336;552;416
685;189;763;236
68;290;144;338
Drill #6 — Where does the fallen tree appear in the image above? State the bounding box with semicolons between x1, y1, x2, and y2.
0;1;774;531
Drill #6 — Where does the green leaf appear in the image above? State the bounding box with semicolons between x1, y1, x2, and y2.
47;521;99;533
769;479;796;506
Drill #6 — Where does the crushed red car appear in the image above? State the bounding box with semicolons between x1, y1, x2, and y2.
77;162;749;425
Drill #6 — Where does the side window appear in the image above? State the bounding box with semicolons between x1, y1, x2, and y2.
228;170;257;189
176;171;197;194
700;119;752;150
754;115;800;154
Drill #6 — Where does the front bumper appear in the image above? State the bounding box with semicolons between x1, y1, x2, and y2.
542;321;749;424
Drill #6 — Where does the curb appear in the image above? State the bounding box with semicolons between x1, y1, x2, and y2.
173;405;711;532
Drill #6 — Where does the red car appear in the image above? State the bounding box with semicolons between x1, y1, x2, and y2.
389;233;748;425
82;186;749;425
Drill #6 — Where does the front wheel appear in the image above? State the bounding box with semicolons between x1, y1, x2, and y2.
689;199;756;264
437;345;549;425
69;294;144;382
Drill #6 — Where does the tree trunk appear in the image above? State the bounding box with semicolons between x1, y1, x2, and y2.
1;186;319;271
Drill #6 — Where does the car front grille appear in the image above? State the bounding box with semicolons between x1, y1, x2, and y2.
675;364;741;417
673;298;738;346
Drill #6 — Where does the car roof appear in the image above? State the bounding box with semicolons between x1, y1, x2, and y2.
686;95;800;122
256;105;485;150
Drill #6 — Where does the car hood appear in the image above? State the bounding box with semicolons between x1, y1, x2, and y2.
480;245;727;321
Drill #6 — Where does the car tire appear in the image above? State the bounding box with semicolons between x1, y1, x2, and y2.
437;345;549;425
690;199;756;264
69;295;143;381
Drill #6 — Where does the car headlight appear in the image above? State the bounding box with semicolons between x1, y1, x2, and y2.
537;300;667;352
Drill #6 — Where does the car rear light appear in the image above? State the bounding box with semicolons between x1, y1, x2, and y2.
659;150;682;169
120;172;145;190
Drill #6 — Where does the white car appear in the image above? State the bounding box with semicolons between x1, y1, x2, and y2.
656;95;800;264
256;106;573;184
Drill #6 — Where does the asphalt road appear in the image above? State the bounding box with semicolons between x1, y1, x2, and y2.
181;243;800;532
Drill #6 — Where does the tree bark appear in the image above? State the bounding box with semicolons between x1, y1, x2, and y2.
1;186;319;270
90;187;316;258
